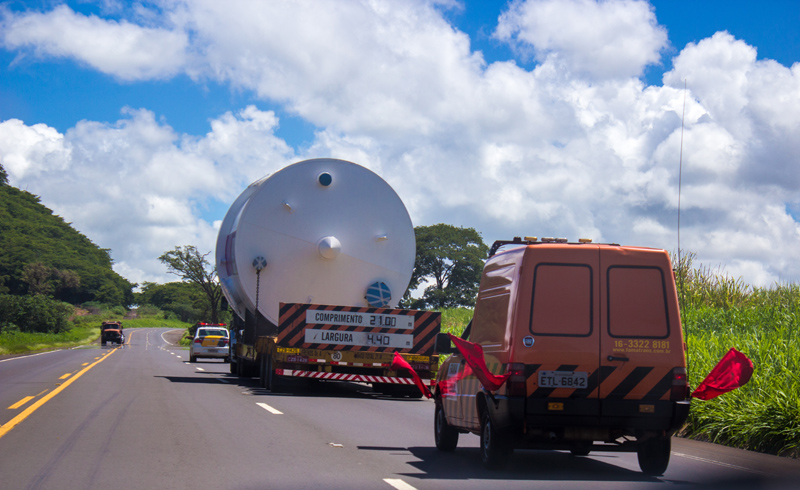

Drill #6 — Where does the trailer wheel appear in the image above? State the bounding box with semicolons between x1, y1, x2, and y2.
480;406;512;469
434;401;458;451
637;435;671;476
229;359;237;375
259;355;269;389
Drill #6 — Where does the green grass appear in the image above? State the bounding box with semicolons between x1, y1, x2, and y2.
0;325;100;355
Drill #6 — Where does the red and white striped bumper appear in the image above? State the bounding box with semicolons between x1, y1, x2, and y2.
275;369;432;386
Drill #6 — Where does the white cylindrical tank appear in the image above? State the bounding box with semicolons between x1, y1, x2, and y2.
215;158;416;325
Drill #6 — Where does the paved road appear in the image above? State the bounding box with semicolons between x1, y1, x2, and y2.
1;328;798;489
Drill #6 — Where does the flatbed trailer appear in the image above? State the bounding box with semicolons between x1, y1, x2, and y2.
232;302;440;396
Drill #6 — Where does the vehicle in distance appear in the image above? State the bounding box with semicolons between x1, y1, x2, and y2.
100;321;124;346
433;237;690;476
189;324;230;363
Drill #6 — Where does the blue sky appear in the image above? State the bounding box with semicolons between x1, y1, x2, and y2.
1;0;799;288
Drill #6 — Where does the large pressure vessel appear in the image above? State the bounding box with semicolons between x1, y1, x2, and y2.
215;158;416;325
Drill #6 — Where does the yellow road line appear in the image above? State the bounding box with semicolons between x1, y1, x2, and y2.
7;396;35;410
0;348;119;440
59;373;72;380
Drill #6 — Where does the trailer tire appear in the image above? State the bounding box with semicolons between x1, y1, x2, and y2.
259;355;269;389
230;359;238;375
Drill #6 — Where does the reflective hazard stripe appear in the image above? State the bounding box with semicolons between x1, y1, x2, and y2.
330;362;389;367
276;369;432;385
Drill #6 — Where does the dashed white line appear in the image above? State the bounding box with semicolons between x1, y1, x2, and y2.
195;367;204;371
256;402;283;415
384;478;416;490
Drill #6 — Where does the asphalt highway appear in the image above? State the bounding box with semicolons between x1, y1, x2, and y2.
1;328;798;490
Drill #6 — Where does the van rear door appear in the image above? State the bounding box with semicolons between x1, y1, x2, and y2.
598;247;684;428
523;245;602;422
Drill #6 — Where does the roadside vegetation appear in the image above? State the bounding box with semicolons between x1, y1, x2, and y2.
0;302;190;355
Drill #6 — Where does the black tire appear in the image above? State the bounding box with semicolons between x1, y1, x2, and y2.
480;407;512;469
189;355;196;363
101;340;106;346
230;359;238;375
434;401;458;451
259;355;269;389
637;436;671;476
570;444;591;456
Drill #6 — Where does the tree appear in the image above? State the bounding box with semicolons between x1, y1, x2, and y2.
0;162;8;185
405;224;489;309
21;262;54;296
159;246;224;323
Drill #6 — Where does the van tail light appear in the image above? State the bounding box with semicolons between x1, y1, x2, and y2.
671;367;688;401
506;363;527;397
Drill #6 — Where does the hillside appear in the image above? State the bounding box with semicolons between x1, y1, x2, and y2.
0;167;133;306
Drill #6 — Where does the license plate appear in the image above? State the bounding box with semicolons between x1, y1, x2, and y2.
538;370;588;388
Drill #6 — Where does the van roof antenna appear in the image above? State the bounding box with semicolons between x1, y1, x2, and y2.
678;79;688;364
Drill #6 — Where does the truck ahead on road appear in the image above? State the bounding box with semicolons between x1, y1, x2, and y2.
100;321;124;346
216;159;440;395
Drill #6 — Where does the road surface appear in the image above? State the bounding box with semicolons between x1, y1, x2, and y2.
1;328;798;489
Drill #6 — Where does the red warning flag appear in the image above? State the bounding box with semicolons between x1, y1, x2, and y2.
391;352;432;399
691;348;754;400
449;334;510;391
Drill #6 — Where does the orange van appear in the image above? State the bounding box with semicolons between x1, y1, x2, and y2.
433;237;690;475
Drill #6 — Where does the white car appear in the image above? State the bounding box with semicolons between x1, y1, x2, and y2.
189;325;230;362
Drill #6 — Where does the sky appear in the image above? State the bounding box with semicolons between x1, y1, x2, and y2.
1;0;799;290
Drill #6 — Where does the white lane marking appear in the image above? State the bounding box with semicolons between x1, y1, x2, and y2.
256;402;283;415
384;478;417;490
673;452;766;475
161;329;185;346
0;350;62;363
196;367;204;371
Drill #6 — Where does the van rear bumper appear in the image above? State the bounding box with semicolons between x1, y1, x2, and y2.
519;398;691;434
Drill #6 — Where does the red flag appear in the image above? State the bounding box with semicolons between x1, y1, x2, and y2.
691;348;754;400
391;352;432;398
449;334;510;391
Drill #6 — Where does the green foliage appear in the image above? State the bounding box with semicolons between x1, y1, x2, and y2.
404;224;488;309
0;162;7;186
0;184;133;306
159;246;224;323
0;294;73;334
136;281;205;323
675;258;800;457
0;324;98;355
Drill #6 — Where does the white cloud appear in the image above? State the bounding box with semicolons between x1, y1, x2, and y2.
1;5;187;80
1;107;295;285
1;1;799;288
494;0;668;79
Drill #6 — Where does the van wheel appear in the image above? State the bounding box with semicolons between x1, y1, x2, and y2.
434;401;458;451
480;409;512;469
637;436;671;476
570;443;591;456
189;355;196;363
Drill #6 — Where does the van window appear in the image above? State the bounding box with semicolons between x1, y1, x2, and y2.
529;263;593;337
607;266;669;339
470;292;511;347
